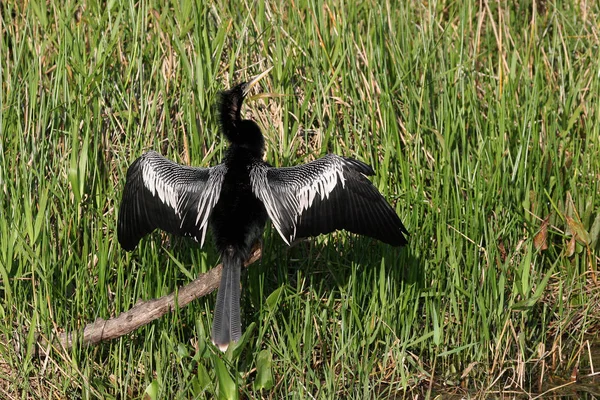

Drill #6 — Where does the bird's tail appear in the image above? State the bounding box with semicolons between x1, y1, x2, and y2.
212;249;243;351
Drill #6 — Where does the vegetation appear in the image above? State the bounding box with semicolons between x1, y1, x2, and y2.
1;0;599;398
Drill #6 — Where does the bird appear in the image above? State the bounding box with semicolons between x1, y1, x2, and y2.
117;68;408;351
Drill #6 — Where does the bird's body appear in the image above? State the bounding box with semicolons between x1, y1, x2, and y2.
208;146;268;347
211;148;268;253
118;71;408;350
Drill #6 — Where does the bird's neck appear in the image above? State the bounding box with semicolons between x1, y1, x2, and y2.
221;119;265;160
226;141;264;161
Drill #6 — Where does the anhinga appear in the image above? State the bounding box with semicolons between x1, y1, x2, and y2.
117;69;408;350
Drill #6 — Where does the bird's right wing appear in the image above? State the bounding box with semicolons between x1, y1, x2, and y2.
117;151;227;251
250;154;408;246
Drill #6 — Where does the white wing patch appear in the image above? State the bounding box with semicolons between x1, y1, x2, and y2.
297;164;345;213
141;152;225;247
189;171;224;246
250;166;289;242
251;155;347;245
142;160;179;210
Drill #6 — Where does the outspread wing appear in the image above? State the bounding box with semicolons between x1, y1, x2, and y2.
117;151;227;251
250;154;408;246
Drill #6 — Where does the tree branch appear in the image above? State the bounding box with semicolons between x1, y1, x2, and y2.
38;245;262;351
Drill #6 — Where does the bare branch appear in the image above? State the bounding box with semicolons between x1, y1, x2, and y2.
37;245;262;351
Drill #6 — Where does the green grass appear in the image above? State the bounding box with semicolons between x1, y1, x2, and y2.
1;0;600;398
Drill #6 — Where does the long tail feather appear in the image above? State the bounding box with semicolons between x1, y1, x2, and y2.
211;251;242;351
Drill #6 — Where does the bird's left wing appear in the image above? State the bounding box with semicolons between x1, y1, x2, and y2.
250;154;408;246
118;151;227;251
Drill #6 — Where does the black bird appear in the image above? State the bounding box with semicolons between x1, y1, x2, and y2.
117;69;408;350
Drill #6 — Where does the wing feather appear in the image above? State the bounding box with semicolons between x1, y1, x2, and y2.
117;151;226;250
251;154;408;246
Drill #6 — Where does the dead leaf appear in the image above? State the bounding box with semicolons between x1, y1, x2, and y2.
498;239;507;263
534;215;550;251
566;236;576;257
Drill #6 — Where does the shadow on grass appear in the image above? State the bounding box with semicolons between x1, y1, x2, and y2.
241;231;423;342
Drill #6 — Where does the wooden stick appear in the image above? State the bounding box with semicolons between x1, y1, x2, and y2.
38;245;262;351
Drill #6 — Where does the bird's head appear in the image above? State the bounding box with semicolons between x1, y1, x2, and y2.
219;68;272;156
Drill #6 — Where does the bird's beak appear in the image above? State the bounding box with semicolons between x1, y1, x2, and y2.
242;67;273;97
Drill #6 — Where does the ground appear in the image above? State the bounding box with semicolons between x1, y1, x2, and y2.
1;0;599;398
